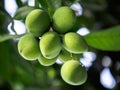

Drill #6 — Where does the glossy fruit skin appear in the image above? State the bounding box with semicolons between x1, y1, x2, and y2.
61;60;87;85
40;31;62;59
38;52;57;66
63;32;88;54
25;9;51;37
58;48;82;63
52;6;76;33
18;34;40;60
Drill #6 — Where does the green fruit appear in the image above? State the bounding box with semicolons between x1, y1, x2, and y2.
38;52;57;66
63;32;88;54
61;60;87;85
40;31;62;59
18;34;40;60
52;6;76;33
58;48;82;63
25;9;51;37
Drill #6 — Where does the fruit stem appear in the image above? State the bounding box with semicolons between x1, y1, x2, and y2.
0;33;25;42
70;53;74;60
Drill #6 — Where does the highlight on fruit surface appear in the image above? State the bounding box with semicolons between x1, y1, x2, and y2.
18;34;40;60
38;52;57;66
39;31;62;59
63;32;88;54
61;60;87;85
58;48;82;63
52;6;76;33
25;9;51;37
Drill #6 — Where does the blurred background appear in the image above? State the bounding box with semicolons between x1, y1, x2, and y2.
0;0;120;90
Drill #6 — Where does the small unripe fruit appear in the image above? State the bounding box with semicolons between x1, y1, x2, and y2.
63;32;88;54
61;60;87;85
58;48;82;63
38;52;57;66
25;9;51;37
18;34;40;60
52;6;76;33
40;31;62;59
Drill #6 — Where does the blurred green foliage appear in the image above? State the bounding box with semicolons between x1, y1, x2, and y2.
0;0;120;90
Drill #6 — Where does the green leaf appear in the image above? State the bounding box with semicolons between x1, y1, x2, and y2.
38;0;48;10
47;0;62;16
62;0;80;6
14;6;34;20
0;34;24;42
84;25;120;51
15;0;23;8
0;9;12;34
39;0;61;17
46;0;61;10
0;42;13;80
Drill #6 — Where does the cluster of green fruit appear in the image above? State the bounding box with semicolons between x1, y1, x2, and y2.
18;6;88;86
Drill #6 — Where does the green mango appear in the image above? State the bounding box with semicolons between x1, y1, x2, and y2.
40;31;62;59
18;34;40;60
52;6;76;33
63;32;88;54
38;52;57;66
58;48;82;63
25;9;51;37
61;60;87;85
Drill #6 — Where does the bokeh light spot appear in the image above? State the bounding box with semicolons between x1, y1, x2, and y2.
100;68;116;89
